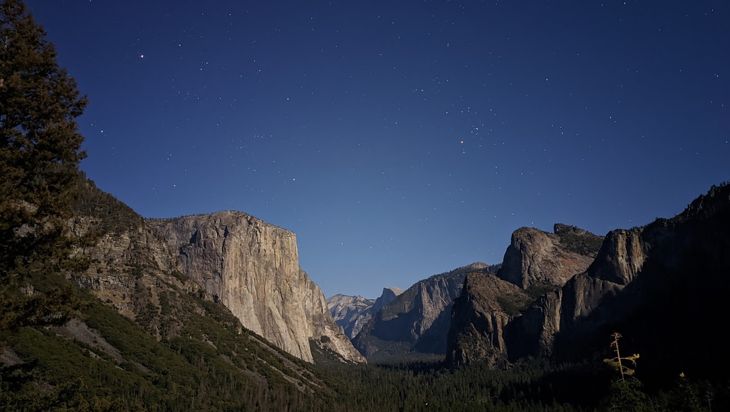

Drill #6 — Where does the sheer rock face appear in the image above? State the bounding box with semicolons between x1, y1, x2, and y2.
498;225;603;289
446;225;603;366
328;287;402;340
146;212;364;364
446;273;528;367
73;204;364;364
504;289;563;359
587;228;646;285
449;183;730;378
371;287;402;313
543;185;730;373
353;263;497;362
511;226;655;359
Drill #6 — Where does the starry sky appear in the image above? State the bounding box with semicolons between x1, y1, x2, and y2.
27;0;729;298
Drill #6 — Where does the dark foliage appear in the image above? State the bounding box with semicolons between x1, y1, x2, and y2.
0;268;339;411
0;0;86;276
2;1;729;410
554;224;605;257
69;175;143;236
553;184;730;389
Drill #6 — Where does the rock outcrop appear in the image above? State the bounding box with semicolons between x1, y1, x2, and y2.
585;228;646;285
447;225;603;366
498;224;603;289
446;273;528;367
71;181;364;364
505;226;657;362
354;263;497;362
328;287;402;339
146;212;364;363
545;185;730;381
449;183;730;382
371;287;402;313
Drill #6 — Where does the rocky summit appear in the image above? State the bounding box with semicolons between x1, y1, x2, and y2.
498;224;604;289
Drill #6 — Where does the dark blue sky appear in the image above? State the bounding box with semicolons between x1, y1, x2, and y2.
28;0;729;298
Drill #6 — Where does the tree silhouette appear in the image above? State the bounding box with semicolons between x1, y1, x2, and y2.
0;0;86;276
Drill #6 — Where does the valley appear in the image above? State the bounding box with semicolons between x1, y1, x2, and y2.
3;0;729;410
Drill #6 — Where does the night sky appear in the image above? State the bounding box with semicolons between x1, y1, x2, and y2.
27;1;729;298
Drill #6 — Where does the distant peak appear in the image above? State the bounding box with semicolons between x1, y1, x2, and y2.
465;262;489;270
382;287;403;296
371;287;402;312
328;293;371;301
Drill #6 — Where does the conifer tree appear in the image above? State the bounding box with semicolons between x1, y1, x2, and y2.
0;0;86;276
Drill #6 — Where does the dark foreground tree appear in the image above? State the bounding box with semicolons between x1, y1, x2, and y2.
0;0;86;276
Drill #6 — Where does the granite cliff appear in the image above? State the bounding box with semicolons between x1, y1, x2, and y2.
446;273;528;367
547;183;730;381
0;177;348;408
498;224;604;289
70;180;364;364
447;183;730;382
354;263;497;362
370;287;403;313
447;225;602;366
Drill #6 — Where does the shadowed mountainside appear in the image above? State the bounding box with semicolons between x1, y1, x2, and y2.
447;183;730;386
353;262;498;363
447;224;602;366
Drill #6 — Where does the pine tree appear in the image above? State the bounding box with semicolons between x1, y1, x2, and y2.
0;0;86;276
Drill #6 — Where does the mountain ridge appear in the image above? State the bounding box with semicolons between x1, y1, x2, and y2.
446;182;730;385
